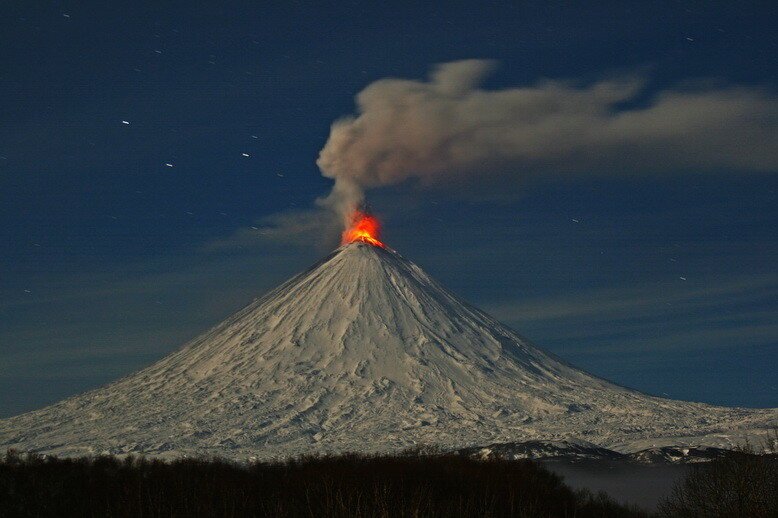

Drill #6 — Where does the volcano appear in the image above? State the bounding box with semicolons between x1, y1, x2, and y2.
1;242;775;459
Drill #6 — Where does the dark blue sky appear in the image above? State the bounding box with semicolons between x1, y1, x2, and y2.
1;2;776;417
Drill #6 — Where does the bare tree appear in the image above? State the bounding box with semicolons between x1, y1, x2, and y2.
659;435;778;517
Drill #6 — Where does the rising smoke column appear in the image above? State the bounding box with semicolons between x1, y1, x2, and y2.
316;59;778;220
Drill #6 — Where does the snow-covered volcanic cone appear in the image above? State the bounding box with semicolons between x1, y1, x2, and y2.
1;242;775;459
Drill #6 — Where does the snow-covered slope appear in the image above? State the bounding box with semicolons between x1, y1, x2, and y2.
1;243;775;459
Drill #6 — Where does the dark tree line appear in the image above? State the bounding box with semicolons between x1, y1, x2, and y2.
0;451;645;517
4;440;776;517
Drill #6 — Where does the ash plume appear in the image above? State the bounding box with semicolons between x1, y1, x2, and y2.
317;59;778;216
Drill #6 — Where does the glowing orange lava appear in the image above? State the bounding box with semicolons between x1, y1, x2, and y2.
342;210;385;247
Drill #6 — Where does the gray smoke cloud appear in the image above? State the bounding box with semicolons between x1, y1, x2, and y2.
317;59;778;217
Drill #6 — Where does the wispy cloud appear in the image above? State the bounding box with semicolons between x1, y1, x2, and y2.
203;208;340;252
486;274;778;322
485;274;778;355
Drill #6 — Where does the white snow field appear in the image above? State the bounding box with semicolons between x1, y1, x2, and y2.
1;243;775;459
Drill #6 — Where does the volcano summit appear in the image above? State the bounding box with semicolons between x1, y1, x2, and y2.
1;242;775;459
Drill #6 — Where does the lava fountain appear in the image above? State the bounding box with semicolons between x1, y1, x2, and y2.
341;210;384;247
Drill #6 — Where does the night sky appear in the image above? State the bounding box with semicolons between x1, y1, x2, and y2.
1;2;776;417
